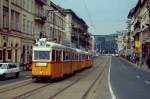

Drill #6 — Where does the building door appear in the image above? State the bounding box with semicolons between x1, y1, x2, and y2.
3;49;6;62
15;49;17;62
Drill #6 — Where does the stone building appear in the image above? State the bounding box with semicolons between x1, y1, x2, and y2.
128;0;150;66
0;0;51;65
46;1;66;44
63;9;91;50
0;0;93;66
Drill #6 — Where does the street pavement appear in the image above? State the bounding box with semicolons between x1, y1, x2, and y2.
0;71;31;86
111;57;150;99
1;56;150;99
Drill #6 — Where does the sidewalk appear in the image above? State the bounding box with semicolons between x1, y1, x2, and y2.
120;57;150;72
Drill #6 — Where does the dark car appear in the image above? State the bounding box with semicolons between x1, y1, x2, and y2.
25;63;32;71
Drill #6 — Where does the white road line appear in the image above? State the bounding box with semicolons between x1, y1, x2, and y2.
136;75;140;79
108;58;116;99
145;81;150;85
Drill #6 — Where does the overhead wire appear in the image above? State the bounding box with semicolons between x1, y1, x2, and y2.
82;0;97;31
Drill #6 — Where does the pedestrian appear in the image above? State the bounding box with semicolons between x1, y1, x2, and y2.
146;57;150;69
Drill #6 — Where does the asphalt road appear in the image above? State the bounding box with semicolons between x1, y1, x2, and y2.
110;57;150;99
0;71;31;86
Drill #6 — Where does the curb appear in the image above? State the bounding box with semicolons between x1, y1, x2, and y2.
119;57;150;72
119;57;137;67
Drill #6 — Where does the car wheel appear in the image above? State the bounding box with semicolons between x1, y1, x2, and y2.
15;72;19;78
0;74;6;80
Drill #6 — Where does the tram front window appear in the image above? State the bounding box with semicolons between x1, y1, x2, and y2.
34;51;50;60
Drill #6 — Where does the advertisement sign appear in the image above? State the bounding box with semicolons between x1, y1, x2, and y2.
135;41;141;49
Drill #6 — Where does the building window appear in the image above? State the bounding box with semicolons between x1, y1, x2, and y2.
30;22;33;34
27;0;29;11
16;12;20;31
8;50;12;60
0;50;2;60
23;18;26;32
23;0;25;8
11;10;15;30
27;20;29;34
3;7;9;28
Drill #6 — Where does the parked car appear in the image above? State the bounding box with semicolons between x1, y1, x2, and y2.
25;63;32;71
0;63;20;79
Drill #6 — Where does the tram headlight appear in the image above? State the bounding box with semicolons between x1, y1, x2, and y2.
40;71;43;74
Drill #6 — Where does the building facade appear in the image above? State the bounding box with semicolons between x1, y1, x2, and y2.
44;1;66;44
128;0;150;65
0;0;93;65
63;9;91;51
0;0;52;65
94;34;118;54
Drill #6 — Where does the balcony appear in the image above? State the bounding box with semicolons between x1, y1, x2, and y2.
35;0;47;5
143;37;150;44
34;12;47;24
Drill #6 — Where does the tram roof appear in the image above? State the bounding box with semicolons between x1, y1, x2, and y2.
33;38;91;54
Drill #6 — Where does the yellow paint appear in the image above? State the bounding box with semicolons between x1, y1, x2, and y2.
135;41;141;49
32;60;93;79
32;62;51;77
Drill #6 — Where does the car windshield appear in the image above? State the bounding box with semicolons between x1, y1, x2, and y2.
0;64;7;69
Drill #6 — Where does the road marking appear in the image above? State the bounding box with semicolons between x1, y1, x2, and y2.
108;58;116;99
145;81;150;85
136;75;140;79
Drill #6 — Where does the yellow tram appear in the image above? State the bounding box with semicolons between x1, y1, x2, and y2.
32;38;93;80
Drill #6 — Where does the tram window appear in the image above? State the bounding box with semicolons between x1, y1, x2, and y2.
75;53;76;60
66;52;69;61
73;53;74;60
59;51;61;61
52;50;56;61
71;53;75;60
63;51;65;61
71;53;73;60
56;51;61;61
66;52;68;60
79;54;81;60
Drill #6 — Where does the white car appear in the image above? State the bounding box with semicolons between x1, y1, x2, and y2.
0;63;20;79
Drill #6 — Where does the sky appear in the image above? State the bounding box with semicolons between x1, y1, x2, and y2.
53;0;138;35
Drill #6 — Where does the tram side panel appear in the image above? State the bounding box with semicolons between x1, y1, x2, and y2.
51;62;63;79
62;61;72;75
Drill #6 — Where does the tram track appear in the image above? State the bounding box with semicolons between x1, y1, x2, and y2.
0;80;32;93
0;81;51;99
82;57;111;99
48;57;109;99
17;57;106;99
13;83;51;99
0;56;107;99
